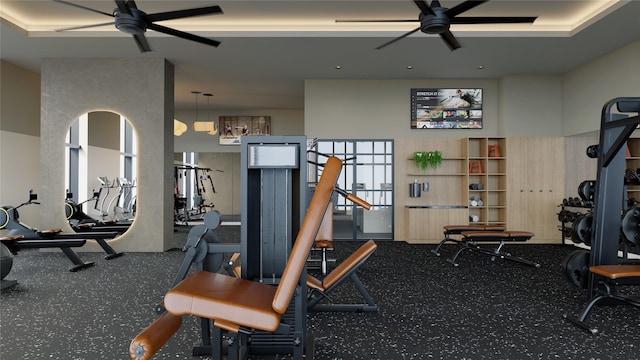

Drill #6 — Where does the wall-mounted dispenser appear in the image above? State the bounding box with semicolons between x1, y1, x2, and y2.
409;179;421;198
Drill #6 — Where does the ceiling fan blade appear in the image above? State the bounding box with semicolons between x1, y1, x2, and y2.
55;21;116;32
147;23;221;48
115;0;131;15
335;19;418;23
450;16;537;24
413;0;435;16
375;27;421;50
52;0;114;17
440;30;461;51
127;0;139;10
132;33;151;52
413;0;435;15
446;0;488;18
146;6;223;22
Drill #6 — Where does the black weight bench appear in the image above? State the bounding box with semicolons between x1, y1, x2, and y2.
565;264;640;334
445;231;540;268
432;224;506;256
307;239;377;312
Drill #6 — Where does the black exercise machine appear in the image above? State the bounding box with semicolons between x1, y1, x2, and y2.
564;97;640;333
307;239;378;312
130;153;344;360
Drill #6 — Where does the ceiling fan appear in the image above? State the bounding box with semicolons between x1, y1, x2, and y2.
336;0;537;51
52;0;223;53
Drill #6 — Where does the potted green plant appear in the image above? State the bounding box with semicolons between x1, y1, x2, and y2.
413;150;443;170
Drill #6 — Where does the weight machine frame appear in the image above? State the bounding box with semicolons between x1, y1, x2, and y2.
589;97;640;295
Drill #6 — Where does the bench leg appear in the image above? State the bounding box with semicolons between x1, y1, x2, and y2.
565;291;640;335
446;244;469;266
60;247;95;272
474;242;541;268
432;233;460;257
94;238;125;260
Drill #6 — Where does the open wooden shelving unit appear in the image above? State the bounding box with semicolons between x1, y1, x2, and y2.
395;137;507;243
466;137;507;227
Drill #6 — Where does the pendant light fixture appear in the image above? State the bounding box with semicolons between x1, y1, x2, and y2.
193;92;218;135
173;119;187;136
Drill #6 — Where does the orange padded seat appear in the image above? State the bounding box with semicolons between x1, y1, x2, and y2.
164;270;281;332
0;235;25;241
442;224;506;234
589;264;640;279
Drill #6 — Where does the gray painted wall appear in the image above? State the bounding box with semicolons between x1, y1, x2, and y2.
304;79;499;139
562;41;640;136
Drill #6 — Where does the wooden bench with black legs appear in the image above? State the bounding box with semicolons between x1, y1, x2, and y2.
129;156;344;360
307;239;378;312
445;231;540;268
564;264;640;334
432;224;506;257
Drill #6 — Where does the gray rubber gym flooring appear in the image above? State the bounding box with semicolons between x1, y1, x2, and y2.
1;225;638;359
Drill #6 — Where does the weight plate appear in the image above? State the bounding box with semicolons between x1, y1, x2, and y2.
571;214;585;244
564;249;590;289
577;180;595;202
576;213;593;246
621;207;640;246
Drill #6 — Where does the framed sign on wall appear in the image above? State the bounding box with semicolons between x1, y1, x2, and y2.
219;116;271;145
410;88;483;129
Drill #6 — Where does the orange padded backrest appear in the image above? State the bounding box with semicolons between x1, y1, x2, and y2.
322;239;377;289
272;156;342;314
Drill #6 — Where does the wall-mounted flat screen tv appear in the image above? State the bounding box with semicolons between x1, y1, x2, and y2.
410;88;483;129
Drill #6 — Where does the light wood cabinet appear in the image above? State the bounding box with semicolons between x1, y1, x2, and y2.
395;136;564;243
507;137;564;242
394;138;467;242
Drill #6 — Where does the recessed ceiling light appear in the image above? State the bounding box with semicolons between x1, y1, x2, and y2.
335;65;342;70
477;65;485;70
406;65;413;70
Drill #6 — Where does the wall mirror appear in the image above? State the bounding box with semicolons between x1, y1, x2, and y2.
65;111;137;233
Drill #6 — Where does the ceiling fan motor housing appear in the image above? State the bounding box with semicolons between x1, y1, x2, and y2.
114;8;147;35
419;8;450;34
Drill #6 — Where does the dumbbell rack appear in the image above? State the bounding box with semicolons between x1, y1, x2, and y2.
557;198;593;245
